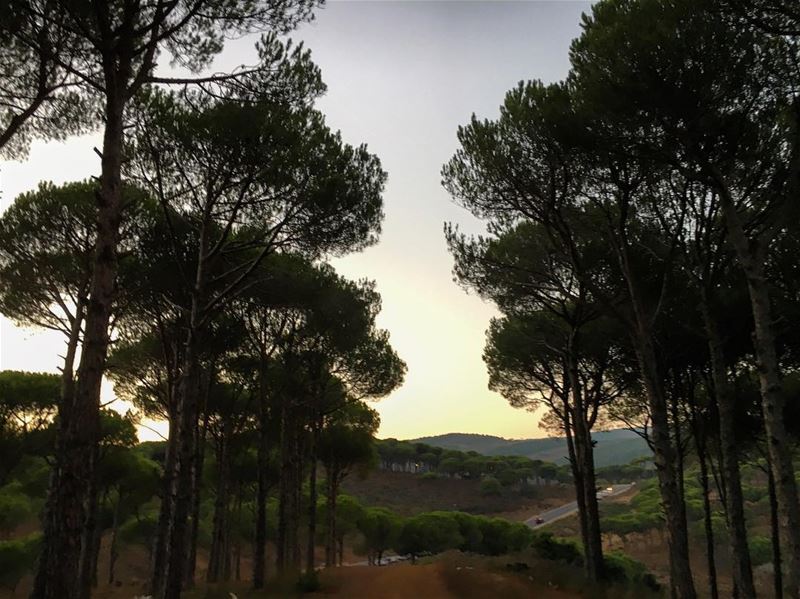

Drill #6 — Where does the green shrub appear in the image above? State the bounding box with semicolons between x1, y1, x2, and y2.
601;511;661;536
119;512;158;547
480;476;502;496
0;533;41;592
395;512;463;560
0;485;32;535
750;536;773;566
604;550;660;591
450;512;483;553
530;531;582;566
420;471;440;480
296;570;321;592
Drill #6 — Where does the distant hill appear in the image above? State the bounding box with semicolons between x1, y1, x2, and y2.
412;429;650;468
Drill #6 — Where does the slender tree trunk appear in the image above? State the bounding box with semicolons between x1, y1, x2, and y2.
88;505;103;590
60;297;85;413
235;488;243;581
634;331;696;599
325;475;338;568
78;455;100;598
564;407;590;563
700;293;755;598
566;348;603;582
768;462;784;599
292;419;304;570
32;89;127;599
162;220;210;599
279;399;302;574
693;414;719;599
108;497;121;585
276;397;290;573
162;332;202;598
717;186;800;598
185;413;207;589
151;401;178;595
253;357;270;588
669;384;686;510
576;421;603;582
207;425;231;583
306;415;320;574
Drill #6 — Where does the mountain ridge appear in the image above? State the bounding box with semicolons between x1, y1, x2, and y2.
409;429;650;468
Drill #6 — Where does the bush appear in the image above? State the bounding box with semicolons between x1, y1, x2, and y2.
0;485;32;536
450;512;483;553
296;570;321;592
119;512;158;547
480;477;502;496
358;507;401;562
420;471;440;481
604;551;660;591
530;532;583;566
0;533;41;592
395;512;463;560
601;511;661;536
750;536;773;566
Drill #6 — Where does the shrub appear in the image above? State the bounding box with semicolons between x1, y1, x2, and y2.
395;512;463;561
119;513;158;547
0;485;32;536
604;550;660;591
0;533;41;592
358;507;402;563
420;471;440;481
450;512;483;553
749;536;773;566
530;531;582;566
480;477;502;496
296;570;321;592
601;511;660;536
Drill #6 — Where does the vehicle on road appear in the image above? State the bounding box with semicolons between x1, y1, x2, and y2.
534;517;544;524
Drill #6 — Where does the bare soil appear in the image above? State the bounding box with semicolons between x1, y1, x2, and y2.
341;470;573;517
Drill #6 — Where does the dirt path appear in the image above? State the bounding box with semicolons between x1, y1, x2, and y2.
315;562;574;599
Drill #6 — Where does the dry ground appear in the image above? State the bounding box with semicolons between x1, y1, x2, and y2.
341;470;573;517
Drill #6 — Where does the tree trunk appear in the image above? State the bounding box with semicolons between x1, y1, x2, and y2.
162;219;210;599
88;504;103;590
78;456;100;598
150;400;178;595
768;461;784;599
253;357;270;588
108;496;121;585
161;334;202;598
693;411;719;599
292;419;304;570
563;406;590;565
634;331;696;599
32;90;127;599
185;413;207;589
306;415;320;574
717;185;800;598
277;397;290;573
207;424;231;583
235;488;243;581
566;348;603;582
325;475;338;568
576;422;603;582
700;292;755;598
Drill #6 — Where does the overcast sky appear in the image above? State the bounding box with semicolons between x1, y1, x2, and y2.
0;0;591;441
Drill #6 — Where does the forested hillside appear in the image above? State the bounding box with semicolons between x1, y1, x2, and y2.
414;430;650;468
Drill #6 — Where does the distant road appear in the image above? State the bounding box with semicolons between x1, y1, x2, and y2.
524;483;635;530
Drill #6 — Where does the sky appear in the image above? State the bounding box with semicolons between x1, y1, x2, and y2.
0;0;591;441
